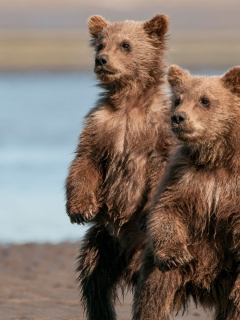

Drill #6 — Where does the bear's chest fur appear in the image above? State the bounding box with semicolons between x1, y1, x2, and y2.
175;165;240;240
94;104;165;224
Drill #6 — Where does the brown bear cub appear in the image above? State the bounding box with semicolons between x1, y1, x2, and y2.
133;65;240;320
65;14;174;320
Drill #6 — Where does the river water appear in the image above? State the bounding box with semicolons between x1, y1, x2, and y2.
0;70;224;243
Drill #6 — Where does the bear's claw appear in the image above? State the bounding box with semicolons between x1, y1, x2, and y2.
155;248;193;272
66;196;99;225
69;213;84;224
69;212;93;225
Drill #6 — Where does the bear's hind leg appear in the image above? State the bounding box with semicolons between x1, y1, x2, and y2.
77;224;126;320
133;251;184;320
215;300;240;320
213;272;240;320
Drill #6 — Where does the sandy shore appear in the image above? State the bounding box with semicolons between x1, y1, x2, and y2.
0;243;211;320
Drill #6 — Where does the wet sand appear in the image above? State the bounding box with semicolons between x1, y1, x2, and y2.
0;243;211;320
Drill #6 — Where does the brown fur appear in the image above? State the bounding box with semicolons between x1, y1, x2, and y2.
133;66;240;320
65;14;175;320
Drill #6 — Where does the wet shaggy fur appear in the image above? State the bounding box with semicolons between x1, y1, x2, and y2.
133;66;240;320
65;14;174;320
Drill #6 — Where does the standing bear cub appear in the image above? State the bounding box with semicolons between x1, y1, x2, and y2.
133;66;240;320
65;14;174;320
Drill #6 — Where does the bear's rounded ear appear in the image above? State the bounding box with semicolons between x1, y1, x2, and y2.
221;67;240;96
168;65;189;89
143;14;169;39
88;15;109;39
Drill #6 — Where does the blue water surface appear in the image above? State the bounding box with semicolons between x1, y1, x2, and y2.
0;70;224;243
0;72;100;243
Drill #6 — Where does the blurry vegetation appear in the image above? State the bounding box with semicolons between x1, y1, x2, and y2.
0;30;92;71
0;29;239;71
0;0;239;71
169;30;240;71
0;29;240;72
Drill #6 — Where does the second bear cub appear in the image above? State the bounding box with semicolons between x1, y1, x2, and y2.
134;66;240;320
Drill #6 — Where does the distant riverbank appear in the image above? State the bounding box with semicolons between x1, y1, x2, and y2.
0;29;239;72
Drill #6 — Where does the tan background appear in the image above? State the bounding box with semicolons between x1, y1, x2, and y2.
0;0;239;71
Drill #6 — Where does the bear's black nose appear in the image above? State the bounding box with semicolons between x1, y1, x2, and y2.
171;112;187;125
95;54;109;66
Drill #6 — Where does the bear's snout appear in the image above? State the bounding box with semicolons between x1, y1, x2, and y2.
171;112;187;126
95;54;109;66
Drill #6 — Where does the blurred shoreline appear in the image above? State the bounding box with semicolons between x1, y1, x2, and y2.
0;29;239;72
0;0;239;72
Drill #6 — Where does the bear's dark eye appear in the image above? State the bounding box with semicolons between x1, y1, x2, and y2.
97;44;104;52
121;42;131;51
174;98;181;107
200;97;210;107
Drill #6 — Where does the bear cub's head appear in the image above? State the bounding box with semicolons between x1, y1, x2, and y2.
88;14;169;85
168;65;240;146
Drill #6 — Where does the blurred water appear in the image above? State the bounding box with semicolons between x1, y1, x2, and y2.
0;70;224;244
0;72;100;243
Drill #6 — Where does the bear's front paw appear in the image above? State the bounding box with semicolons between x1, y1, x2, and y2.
66;193;99;225
155;244;193;272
